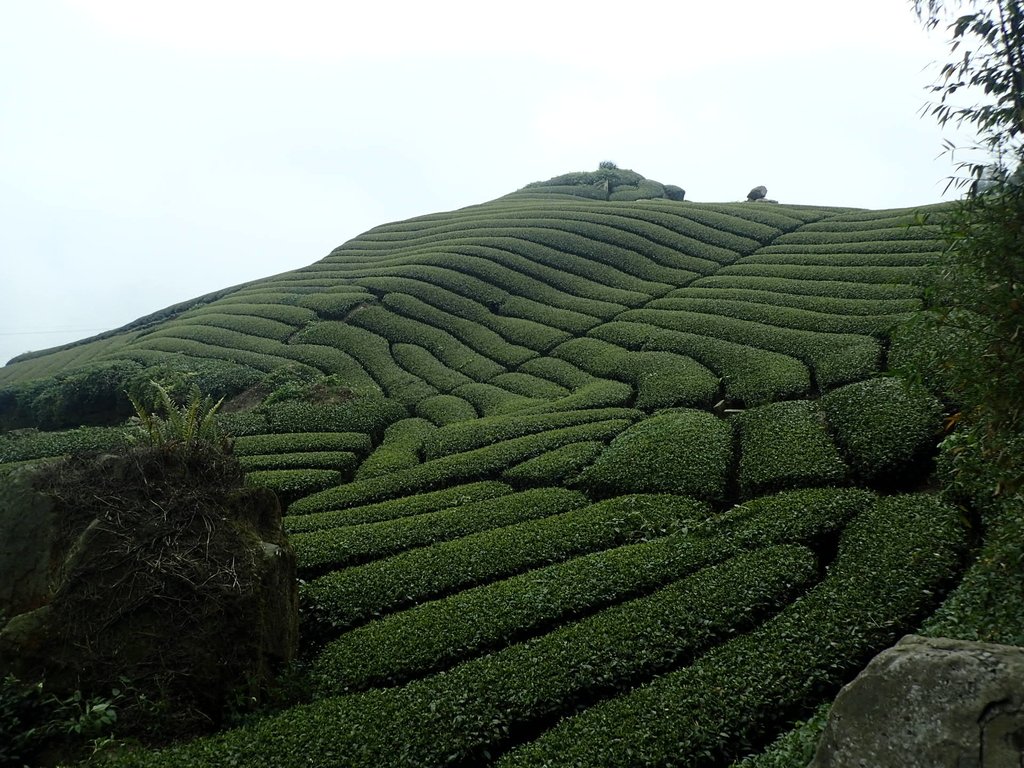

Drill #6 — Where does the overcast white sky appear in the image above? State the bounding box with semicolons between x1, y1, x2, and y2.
0;1;969;366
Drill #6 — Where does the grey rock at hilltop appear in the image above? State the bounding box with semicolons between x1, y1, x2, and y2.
810;634;1024;768
747;185;767;201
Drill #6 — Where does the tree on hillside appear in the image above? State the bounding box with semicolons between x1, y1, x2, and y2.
910;0;1024;502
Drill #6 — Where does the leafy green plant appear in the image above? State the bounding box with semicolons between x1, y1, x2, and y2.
0;675;122;767
127;380;226;452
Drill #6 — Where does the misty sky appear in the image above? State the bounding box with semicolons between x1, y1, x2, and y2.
0;1;971;366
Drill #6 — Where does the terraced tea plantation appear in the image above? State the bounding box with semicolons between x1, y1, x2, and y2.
0;185;969;766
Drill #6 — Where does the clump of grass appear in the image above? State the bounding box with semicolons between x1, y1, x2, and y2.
127;380;226;453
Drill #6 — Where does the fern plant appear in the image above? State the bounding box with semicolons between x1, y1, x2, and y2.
127;380;227;452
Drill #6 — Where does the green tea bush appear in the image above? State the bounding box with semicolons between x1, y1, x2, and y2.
488;372;569;400
382;293;536;367
450;382;541;416
715;262;933;287
501;441;605;486
262;397;406;439
421;407;640;460
445;239;652;307
519;183;608;199
133;335;302;374
141;325;289;358
355;418;436;479
245;469;346;506
311;546;815;768
727;702;832;767
709;486;874;550
922;500;1024;646
501;494;966;767
181;301;317;326
633;353;721;409
296;321;440;404
647;297;910;338
348;305;507;381
423;245;628;318
591;322;811;405
504;225;690;289
311;496;721;691
291;487;587;574
233;432;372;457
499;296;600;334
755;238;944;254
735;400;848;498
283;481;513;533
517;380;634;413
288;420;632;514
301;491;696;634
356;276;569;351
0;426;128;464
665;203;800;239
413;394;478;425
691;275;921;301
296;290;373;319
576;410;733;501
743;251;936;267
517;357;596;389
237;451;359;473
553;339;720;408
0;359;143;431
664;286;922;317
130;358;263;406
887;315;965;399
820;377;944;482
619;309;881;390
164;313;297;342
122;546;816;768
350;265;506;305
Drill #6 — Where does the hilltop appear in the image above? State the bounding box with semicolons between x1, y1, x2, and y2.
0;169;1001;766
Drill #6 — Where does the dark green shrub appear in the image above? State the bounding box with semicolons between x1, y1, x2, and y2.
0;360;144;431
413;394;478;425
291;487;588;574
819;377;943;482
421;408;639;460
619;308;881;391
355;418;435;479
501;441;605;486
237;451;359;473
0;426;129;464
306;499;708;682
391;343;473;392
233;432;372;457
245;469;345;507
450;382;539;417
261;397;406;439
288;420;632;514
114;546;816;768
592;321;812;406
501;494;966;767
300;492;697;635
488;372;569;400
576;410;734;501
283;481;513;533
735;400;847;498
296;290;373;319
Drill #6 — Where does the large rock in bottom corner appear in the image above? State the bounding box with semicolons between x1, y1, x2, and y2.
0;448;299;734
811;634;1024;768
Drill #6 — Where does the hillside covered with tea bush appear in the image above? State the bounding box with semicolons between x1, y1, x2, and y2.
0;170;1007;766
